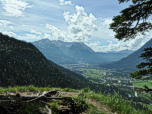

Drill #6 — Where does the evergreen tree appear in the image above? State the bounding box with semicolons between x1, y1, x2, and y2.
109;0;152;93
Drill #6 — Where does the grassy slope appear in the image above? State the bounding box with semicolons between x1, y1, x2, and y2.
0;85;150;114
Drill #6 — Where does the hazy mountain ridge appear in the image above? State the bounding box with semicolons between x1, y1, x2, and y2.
32;39;78;64
50;40;94;53
98;38;152;72
118;49;135;54
31;39;134;64
32;39;108;64
103;49;134;54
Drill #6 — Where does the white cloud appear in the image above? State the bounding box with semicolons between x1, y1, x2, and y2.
86;30;152;52
30;29;42;36
86;40;126;52
2;31;17;37
46;24;68;41
92;17;115;38
86;15;152;52
44;33;52;39
22;24;27;27
59;0;72;5
45;5;98;43
17;33;41;42
0;20;15;30
63;5;98;42
1;0;151;53
0;0;33;17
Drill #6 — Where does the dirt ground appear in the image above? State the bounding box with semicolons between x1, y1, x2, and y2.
0;89;117;114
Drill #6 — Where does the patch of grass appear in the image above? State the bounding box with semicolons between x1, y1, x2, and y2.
0;85;151;114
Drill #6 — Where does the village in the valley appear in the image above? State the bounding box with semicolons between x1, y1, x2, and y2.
60;63;152;102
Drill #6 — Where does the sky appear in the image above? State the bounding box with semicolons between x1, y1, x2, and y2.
0;0;152;52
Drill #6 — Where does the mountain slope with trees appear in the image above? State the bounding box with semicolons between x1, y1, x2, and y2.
0;32;95;90
98;38;152;73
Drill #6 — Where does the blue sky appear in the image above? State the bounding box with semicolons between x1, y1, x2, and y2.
0;0;152;52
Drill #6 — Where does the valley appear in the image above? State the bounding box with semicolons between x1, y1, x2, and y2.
0;32;152;113
59;63;152;111
60;63;152;89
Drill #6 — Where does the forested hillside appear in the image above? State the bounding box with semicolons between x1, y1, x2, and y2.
0;32;117;94
0;32;90;89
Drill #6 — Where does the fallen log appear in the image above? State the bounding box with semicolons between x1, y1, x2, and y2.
0;89;89;114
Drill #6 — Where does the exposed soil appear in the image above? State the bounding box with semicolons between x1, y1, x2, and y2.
0;88;117;114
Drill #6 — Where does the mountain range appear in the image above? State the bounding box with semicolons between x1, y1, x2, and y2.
0;32;108;93
98;38;152;73
31;37;152;74
31;39;135;65
1;32;152;98
99;49;134;54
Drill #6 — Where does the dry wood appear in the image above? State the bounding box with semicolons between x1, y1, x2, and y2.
0;89;89;114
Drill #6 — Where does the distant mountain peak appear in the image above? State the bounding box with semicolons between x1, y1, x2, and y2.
118;49;134;53
103;49;134;54
49;40;95;53
98;37;152;71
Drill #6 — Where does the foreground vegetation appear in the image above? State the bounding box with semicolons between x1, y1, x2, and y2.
0;85;151;114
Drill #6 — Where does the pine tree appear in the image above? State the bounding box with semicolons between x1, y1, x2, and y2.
109;0;152;93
